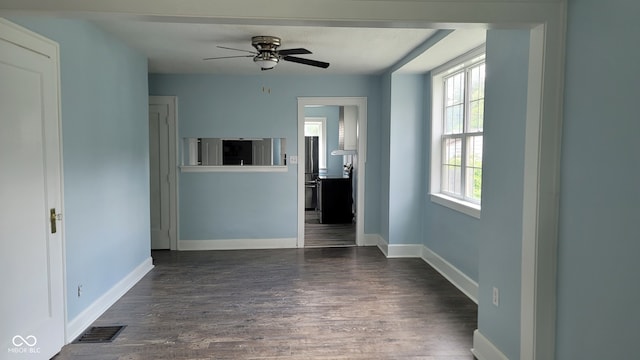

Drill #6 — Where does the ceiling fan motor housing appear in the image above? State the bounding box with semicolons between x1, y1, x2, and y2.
251;36;281;52
252;36;281;69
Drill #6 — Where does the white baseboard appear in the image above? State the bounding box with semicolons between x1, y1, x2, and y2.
471;329;509;360
66;257;154;343
421;245;478;303
387;244;423;258
370;236;478;304
371;236;422;258
179;238;297;251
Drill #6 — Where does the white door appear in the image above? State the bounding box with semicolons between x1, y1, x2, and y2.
148;98;177;249
0;20;65;359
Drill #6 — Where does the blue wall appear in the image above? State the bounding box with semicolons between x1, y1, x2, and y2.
476;29;529;359
379;73;392;242
304;105;343;176
388;74;425;244
149;74;382;240
556;0;640;358
9;17;151;321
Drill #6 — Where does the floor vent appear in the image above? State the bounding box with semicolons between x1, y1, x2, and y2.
74;326;126;343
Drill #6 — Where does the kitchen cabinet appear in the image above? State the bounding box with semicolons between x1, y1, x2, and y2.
317;177;352;224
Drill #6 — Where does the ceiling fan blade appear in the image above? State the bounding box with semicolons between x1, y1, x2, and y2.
203;55;254;60
277;48;312;56
283;56;330;69
216;45;257;54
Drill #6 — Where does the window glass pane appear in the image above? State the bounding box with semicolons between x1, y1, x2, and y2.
470;63;485;100
466;167;482;201
466;135;483;168
452;104;463;133
444;107;453;134
468;100;484;132
445;77;454;106
304;123;320;136
442;138;462;166
469;65;481;101
444;104;464;134
478;63;485;99
445;77;452;106
441;164;450;192
455;72;464;104
466;135;483;201
442;164;462;196
445;72;465;106
468;63;485;133
453;165;462;195
449;166;462;196
442;137;462;196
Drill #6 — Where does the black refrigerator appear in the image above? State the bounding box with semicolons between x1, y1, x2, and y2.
305;136;319;210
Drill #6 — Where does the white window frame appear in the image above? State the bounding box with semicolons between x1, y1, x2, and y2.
430;45;485;219
304;117;327;171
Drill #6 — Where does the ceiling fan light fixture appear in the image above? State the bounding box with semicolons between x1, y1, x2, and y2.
253;52;279;70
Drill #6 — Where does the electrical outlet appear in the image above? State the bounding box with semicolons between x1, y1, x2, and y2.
492;287;499;307
77;285;83;298
289;155;298;165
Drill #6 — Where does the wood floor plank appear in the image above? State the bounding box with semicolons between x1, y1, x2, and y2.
305;211;355;247
54;247;477;360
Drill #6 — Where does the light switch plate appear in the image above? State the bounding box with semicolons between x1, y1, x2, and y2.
290;155;298;164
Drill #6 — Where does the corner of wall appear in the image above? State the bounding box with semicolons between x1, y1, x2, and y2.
66;257;153;343
371;236;478;304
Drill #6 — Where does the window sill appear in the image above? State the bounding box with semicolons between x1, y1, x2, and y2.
430;193;481;219
180;165;288;173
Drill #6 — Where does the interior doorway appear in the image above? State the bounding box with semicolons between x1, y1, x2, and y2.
303;111;356;247
300;114;356;247
297;97;367;248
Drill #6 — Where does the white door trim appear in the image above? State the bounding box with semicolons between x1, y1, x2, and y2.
297;97;367;248
149;96;179;250
520;11;566;359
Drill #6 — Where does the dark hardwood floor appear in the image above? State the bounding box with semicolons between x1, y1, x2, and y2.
305;210;356;247
54;247;477;360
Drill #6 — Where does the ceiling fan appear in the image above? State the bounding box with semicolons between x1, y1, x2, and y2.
204;36;330;71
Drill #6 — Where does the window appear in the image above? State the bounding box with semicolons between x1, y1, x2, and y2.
430;48;485;218
304;118;327;170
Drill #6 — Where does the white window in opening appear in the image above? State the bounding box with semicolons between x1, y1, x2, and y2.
430;48;485;218
304;118;327;170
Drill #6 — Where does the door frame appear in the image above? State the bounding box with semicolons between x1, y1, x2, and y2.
297;97;367;248
149;96;179;250
0;17;67;349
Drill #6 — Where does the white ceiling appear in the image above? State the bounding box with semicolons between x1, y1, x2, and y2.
94;20;486;75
